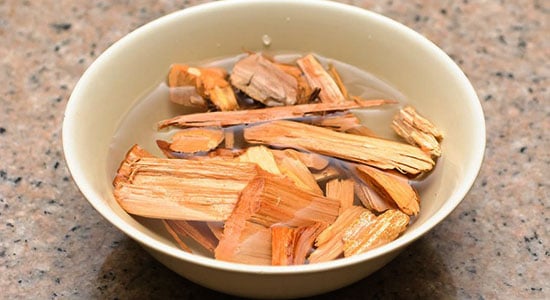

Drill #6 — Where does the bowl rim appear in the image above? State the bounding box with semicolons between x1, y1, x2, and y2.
63;0;486;274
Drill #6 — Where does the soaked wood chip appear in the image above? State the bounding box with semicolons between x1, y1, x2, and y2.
244;120;435;175
169;127;224;153
343;209;410;257
297;54;346;103
231;53;298;106
356;165;419;216
392;105;443;157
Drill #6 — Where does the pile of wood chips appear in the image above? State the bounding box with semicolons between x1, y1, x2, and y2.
113;53;443;265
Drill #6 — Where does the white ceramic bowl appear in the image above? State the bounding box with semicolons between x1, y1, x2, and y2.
63;0;485;298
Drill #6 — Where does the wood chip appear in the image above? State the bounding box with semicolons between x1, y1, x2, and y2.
271;223;326;266
244;120;435;175
356;165;419;216
343;209;410;257
230;53;298;106
168;127;224;153
354;181;396;213
206;221;225;241
328;63;349;100
392;105;443;157
167;64;207;107
113;144;154;187
308;112;365;133
166;86;207;107
238;145;282;175
297;54;346;103
272;149;329;171
214;172;340;264
224;128;235;149
155;140;182;159
113;147;260;221
168;64;239;111
164;219;219;253
341;210;377;256
308;206;367;263
274;62;314;104
308;112;378;137
273;149;324;195
313;165;342;182
325;178;355;213
162;220;192;253
158;98;394;129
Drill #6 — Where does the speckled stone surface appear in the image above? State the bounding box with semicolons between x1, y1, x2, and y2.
1;0;548;299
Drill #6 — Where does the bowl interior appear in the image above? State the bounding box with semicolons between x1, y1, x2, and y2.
63;0;484;274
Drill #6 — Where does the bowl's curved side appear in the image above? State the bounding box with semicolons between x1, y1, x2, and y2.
63;0;485;298
143;243;401;298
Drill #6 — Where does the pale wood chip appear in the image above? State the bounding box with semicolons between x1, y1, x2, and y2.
343;209;410;257
297;54;346;103
341;210;378;256
272;149;324;195
308;206;367;263
272;149;329;171
244;120;435;175
238;145;282;175
392;105;443;157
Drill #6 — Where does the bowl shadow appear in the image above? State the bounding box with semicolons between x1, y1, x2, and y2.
93;235;456;299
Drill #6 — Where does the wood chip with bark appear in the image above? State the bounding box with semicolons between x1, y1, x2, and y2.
230;53;299;106
244;120;435;175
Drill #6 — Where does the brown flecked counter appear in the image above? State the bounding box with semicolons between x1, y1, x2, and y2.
1;1;548;298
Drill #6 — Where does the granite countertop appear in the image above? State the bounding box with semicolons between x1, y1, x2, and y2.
1;1;548;299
